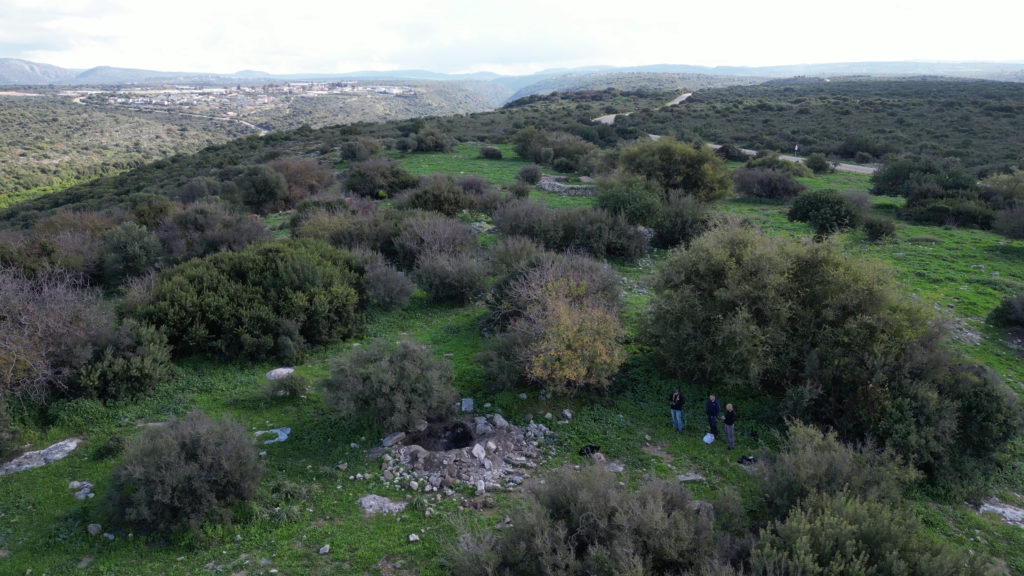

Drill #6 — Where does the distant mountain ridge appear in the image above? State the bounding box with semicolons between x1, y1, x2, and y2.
2;58;1022;101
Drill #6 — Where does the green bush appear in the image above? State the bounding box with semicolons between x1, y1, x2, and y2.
595;173;662;225
47;397;111;430
362;257;416;309
393;212;478;269
733;167;806;199
234;164;288;213
751;492;991;575
478;146;503;160
653;191;707;248
804;152;832;174
103;222;162;288
414;250;487;303
321;339;457;432
136;239;362;360
447;465;732;576
340;140;370;162
76;319;173;401
990;291;1024;329
158;200;271;264
344;158;418;198
862;214;897;241
788;189;861;236
517;164;543;185
105;411;264;537
745;153;813;178
397;173;475;216
414;128;455;153
508;180;531;198
993;205;1024;239
619;138;732;201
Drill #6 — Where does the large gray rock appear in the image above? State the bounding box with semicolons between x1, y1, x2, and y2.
0;438;81;476
358;494;407;515
677;472;706;483
492;414;509;429
382;431;406;448
265;367;295;380
461;398;474;412
87;523;103;536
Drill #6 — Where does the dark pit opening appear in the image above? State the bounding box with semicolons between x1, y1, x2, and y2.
403;421;475;451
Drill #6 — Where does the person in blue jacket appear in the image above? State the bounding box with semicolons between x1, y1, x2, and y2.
705;394;720;436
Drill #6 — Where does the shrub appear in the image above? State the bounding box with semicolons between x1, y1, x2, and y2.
0;396;14;458
363;257;416;309
397;173;475;216
619;138;732;201
137;239;362;360
512;127;548;162
990;291;1024;329
804;152;832;174
393;212;478;268
47;397;110;430
517;164;543;185
268;372;309;397
862;214;897;241
758;422;918;518
485;235;545;285
456;175;493;197
102;222;162;288
414;250;487;303
595;173;662;225
234;164;288;213
158;200;271;264
75;320;173;401
492;199;555;245
266;156;334;206
127;193;176;227
414;128;455;153
478;146;502;160
447;465;730;575
105;411;264;536
340;141;370;162
328;208;404;258
653;191;707;248
745;153;813;178
321;339;457;432
344;158;417;198
993;205;1024;239
732;167;806;199
788;189;861;236
751;492;991;576
508;181;531;199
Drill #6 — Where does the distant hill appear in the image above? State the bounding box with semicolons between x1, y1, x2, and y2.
506;72;762;101
0;58;78;84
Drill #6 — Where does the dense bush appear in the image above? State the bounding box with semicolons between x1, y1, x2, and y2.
414;250;487;303
508;180;531;199
989;291;1024;329
414;128;455;153
362;256;416;309
344;158;418;198
397;173;476;216
136;239;362;361
751;492;991;575
340;141;370;162
105;411;264;536
862;214;897;241
744;153;813;178
102;221;162;288
732;167;806;199
653;191;707;248
618;138;732;201
158;200;271;263
644;221;1022;487
321;339;457;432
234;164;288;213
393;212;478;269
76;319;173;401
788;189;861;236
517;164;543;185
478;145;502;160
804;152;831;174
492;199;555;243
447;465;732;575
266;156;334;206
993;205;1024;239
758;422;918;518
595;173;662;225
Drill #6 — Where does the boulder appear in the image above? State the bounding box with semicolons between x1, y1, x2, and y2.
265;367;295;380
358;494;407;515
381;431;406;448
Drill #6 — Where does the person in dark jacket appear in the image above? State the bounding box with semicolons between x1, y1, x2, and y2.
722;403;737;449
669;389;685;432
705;394;720;436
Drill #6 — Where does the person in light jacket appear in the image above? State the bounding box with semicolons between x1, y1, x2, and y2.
722;403;737;450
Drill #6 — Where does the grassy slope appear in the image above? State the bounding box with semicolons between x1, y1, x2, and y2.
2;151;1023;574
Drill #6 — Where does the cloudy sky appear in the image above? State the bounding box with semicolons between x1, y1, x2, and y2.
2;0;1022;75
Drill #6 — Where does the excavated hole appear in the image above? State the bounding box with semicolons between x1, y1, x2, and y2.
402;421;475;451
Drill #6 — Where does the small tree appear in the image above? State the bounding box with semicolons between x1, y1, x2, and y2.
517;164;543;185
619;138;732;201
321;339;457;432
235;164;288;213
788;189;861;236
105;411;264;536
804;152;832;174
103;222;162;288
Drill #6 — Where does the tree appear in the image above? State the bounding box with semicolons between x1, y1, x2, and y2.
804;152;832;174
619;138;732;201
788;189;861;236
234;164;288;213
102;221;162;288
595;172;662;225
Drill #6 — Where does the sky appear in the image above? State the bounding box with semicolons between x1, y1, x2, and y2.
2;0;1023;76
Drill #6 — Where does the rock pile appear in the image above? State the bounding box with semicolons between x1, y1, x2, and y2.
378;416;552;494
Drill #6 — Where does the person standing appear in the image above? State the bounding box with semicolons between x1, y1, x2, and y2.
722;403;737;450
705;394;720;436
669;389;685;432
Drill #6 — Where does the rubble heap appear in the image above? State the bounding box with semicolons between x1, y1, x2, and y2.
378;415;552;494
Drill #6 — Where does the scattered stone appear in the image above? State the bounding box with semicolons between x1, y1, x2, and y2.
471;443;486;461
475;479;486;495
103;533;115;541
87;523;103;536
349;442;360;449
544;412;552;420
978;498;1024;528
408;533;420;542
562;409;573;420
255;427;291;444
461;398;474;412
337;462;348;471
992;272;1000;278
518;393;527;400
0;438;81;476
486;440;497;452
677;472;706;483
235;534;243;542
77;556;94;569
382;431;406;448
265;367;295;380
607;462;624;473
358;494;408;515
644;434;651;442
319;544;330;555
492;414;509;429
409;480;419;491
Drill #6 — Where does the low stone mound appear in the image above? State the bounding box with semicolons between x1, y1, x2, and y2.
379;416;552;494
